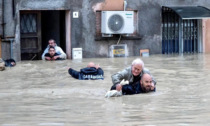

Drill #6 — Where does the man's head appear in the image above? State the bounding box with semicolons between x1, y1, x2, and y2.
87;62;95;68
140;73;152;92
48;46;56;57
48;39;56;47
131;58;144;76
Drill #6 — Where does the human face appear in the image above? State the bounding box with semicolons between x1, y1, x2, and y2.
48;40;56;47
131;64;143;76
141;74;152;92
49;48;56;56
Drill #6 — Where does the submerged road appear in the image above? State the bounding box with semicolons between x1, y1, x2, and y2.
0;54;210;125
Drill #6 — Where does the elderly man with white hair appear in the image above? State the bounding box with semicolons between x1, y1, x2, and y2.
111;58;156;92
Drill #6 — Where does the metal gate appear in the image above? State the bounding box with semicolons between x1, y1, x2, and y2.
183;20;198;53
162;7;198;54
162;7;179;54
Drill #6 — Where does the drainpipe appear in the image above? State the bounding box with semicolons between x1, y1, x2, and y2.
1;0;15;59
12;0;15;17
2;38;14;59
2;0;5;38
124;0;127;11
10;39;14;59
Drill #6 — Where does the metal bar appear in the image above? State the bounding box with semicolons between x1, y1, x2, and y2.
177;14;179;53
165;8;167;54
168;10;171;54
193;20;196;53
183;20;185;53
162;7;164;54
187;20;189;53
187;20;190;53
167;9;169;54
195;20;198;52
190;20;192;53
179;18;183;54
174;12;177;53
171;11;172;54
175;14;178;53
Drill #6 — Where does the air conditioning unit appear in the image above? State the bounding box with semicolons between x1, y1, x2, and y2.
101;11;134;35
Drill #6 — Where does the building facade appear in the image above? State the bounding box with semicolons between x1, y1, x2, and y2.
1;0;210;61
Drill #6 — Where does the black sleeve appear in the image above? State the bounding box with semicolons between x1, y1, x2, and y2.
97;68;104;75
122;84;136;95
68;68;80;79
44;53;49;57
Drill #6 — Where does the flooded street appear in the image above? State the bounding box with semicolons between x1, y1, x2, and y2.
1;54;210;126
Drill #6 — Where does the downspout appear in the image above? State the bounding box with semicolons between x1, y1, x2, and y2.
12;0;15;18
2;0;5;38
124;0;127;11
1;0;15;59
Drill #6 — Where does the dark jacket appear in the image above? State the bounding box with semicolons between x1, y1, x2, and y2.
4;59;16;67
44;53;63;60
122;81;156;95
111;66;156;89
68;67;104;80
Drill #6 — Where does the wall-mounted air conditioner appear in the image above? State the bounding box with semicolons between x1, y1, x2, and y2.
101;11;134;35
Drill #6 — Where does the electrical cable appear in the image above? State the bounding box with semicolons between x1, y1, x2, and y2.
117;35;121;45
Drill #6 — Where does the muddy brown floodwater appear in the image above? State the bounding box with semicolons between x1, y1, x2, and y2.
1;54;210;126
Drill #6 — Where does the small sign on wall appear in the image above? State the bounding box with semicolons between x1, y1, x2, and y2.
109;44;128;57
73;11;79;18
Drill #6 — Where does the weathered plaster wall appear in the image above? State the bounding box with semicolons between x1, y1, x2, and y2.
2;0;210;60
203;19;210;53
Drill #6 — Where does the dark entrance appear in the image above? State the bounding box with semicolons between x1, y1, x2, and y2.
20;10;66;60
41;10;66;53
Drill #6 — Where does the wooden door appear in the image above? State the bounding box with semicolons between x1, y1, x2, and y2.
20;11;41;60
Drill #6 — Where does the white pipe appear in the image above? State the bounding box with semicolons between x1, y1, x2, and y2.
124;1;127;11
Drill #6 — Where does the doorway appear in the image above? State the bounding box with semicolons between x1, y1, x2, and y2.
41;10;66;53
20;10;67;60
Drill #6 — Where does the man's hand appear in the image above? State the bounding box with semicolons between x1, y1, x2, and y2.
151;82;155;91
52;56;60;60
95;64;100;69
45;57;51;61
116;84;122;91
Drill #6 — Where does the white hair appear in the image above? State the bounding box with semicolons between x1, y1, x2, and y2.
132;58;144;68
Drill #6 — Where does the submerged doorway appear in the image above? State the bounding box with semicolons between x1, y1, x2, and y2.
20;10;70;60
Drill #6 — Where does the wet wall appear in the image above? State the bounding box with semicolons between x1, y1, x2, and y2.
2;0;210;61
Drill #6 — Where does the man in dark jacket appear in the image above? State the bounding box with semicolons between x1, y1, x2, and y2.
111;58;156;91
44;46;63;61
0;58;16;71
68;62;104;80
121;73;155;95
